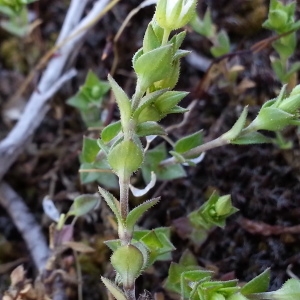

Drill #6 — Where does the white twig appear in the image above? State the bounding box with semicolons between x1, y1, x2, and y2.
0;182;50;272
0;0;110;180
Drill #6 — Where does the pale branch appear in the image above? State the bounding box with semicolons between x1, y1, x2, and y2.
0;182;50;272
0;0;111;181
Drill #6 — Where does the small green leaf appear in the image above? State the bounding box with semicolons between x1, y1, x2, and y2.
98;186;122;223
126;198;160;233
241;268;270;295
67;194;100;217
143;21;161;53
82;137;100;163
222;107;248;141
104;239;121;251
211;30;230;58
190;9;215;38
101;277;127;300
179;250;198;267
231;132;273;145
174;130;203;154
154;91;188;113
136;122;166;137
101;121;122;143
133;45;173;89
108;75;132;127
133;89;168;119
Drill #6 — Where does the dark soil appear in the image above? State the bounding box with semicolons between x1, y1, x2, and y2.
0;0;300;299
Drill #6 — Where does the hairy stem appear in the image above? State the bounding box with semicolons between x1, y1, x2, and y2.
159;137;229;168
162;28;171;45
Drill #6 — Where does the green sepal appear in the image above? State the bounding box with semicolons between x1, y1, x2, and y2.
110;245;144;289
133;45;173;89
137;104;161;123
134;228;175;265
222;107;248;141
253;107;295;131
168;105;189;114
82;137;100;163
169;31;187;51
101;277;127;300
108;74;132;128
104;239;121;251
136;121;166;137
143;21;161;53
154;91;188;113
98;186;122;224
133;89;168;119
108;140;144;176
126;198;160;233
231;132;273;145
241;268;270;295
174;130;203;155
67;194;100;217
173;49;191;61
101;121;122;143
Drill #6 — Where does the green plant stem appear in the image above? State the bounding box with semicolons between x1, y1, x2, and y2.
119;175;130;221
162;28;171;45
131;80;146;112
159;136;229;167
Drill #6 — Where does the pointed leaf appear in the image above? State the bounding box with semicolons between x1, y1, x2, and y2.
67;194;100;217
134;45;173;88
231;132;273;145
101;277;127;300
126;198;160;232
174;130;203;154
136;121;166;137
101;121;122;143
108;74;131;126
222;107;248;141
133;89;168;118
82;137;100;163
154;91;188;113
98;186;122;222
241;268;270;295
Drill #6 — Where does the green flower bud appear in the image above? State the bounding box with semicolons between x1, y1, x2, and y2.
155;0;197;31
215;195;234;216
268;10;288;30
110;245;144;289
